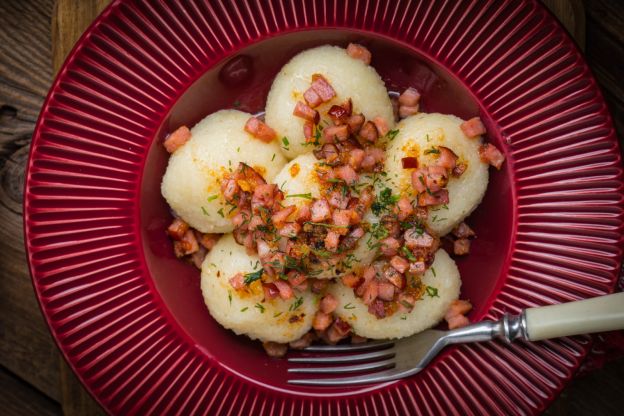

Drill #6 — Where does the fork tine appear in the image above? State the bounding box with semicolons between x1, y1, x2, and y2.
287;348;395;364
288;369;405;386
287;358;395;374
301;340;394;352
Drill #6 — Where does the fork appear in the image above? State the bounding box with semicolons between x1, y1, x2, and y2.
288;292;624;386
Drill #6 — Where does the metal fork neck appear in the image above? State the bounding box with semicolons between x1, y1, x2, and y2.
444;312;528;345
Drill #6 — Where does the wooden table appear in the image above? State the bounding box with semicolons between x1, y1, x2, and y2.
0;0;622;414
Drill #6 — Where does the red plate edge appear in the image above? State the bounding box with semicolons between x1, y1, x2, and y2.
24;0;624;415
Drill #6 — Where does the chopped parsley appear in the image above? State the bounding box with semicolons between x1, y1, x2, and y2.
273;312;283;318
281;136;290;151
255;303;265;313
240;307;249;312
285;193;312;199
228;291;232;305
207;195;219;201
400;300;413;309
289;296;304;311
271;153;276;161
305;221;349;229
431;267;437;277
217;208;225;218
344;303;356;310
243;269;263;285
385;129;400;141
371;187;400;215
425;285;439;298
201;206;210;216
424;147;440;155
401;246;417;262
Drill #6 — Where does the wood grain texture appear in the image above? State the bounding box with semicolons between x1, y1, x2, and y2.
0;367;61;416
543;0;586;50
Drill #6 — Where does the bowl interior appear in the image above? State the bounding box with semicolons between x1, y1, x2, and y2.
140;29;513;395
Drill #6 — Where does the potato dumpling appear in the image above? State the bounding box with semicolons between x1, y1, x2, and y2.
201;234;318;343
265;45;395;159
384;113;488;236
161;110;287;233
330;249;461;339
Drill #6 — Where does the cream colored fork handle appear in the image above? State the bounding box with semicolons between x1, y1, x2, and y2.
524;292;624;341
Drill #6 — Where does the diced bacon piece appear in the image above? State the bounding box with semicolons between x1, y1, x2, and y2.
323;124;350;143
404;228;434;249
417;189;449;206
273;279;294;300
296;204;311;223
324;230;341;251
163;125;191;153
391;95;400;121
167;218;189;240
293;101;320;123
347;148;365;170
409;261;426;275
452;163;467;177
346;114;365;134
232;209;251;227
311;278;329;294
390;255;410;274
229;272;245;290
243;232;255;253
398;87;421;106
396;196;414;221
453;238;471;255
346;43;372;64
263;283;280;300
191;246;207;269
221;178;240;203
341;273;363;288
310;199;331;222
198;233;220;250
174;229;199;257
332;209;352;229
341;98;353;115
380;237;400;257
411;168;428;193
479;143;505;169
327;190;350;209
384;267;406;289
256;239;271;257
368;299;386;319
399;105;419;118
360;146;385;171
313;312;333;331
447;314;471;329
446;299;473;320
351;335;368;344
453;222;475;239
327;104;350;125
234;162;267;187
320;294;338;314
436;146;458;170
397;293;416;313
377;282;395;301
289;332;316;349
271;205;296;227
304;87;323;108
303;121;315;142
361;280;379;305
244;117;277;142
314;143;340;164
342;226;364;249
262;341;288;358
247;215;265;231
326;318;351;343
287;270;307;287
252;183;277;212
425;165;448;192
310;74;336;101
358;121;379;143
372;116;389;136
279;222;301;238
335;164;359;185
460;117;486;138
401;157;418;169
380;214;400;238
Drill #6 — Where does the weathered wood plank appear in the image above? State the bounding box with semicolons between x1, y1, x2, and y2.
0;367;61;416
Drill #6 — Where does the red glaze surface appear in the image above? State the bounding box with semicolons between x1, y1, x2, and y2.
24;0;624;415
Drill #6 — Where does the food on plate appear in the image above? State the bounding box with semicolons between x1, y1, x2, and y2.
200;234;318;344
265;45;395;159
384;113;489;236
161;110;287;233
329;249;460;339
160;43;505;355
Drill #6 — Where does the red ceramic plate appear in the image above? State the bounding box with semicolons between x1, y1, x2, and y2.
25;0;623;414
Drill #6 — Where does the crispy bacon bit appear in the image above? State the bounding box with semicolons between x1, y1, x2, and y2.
399;87;421;106
351;335;368;344
327;190;349;210
346;43;372;64
163;125;191;153
368;299;386;319
229;272;245;289
384;267;405;289
324;230;341;251
460;117;486;138
404;228;434;249
221;178;240;203
327;318;351;343
399;105;419;118
335;164;359;185
397;293;416;313
346;147;365;170
248;215;265;232
311;74;336;102
279;222;301;238
342;226;365;249
173;229;199;258
424;165;448;192
263;341;288;358
479;143;505;169
358;121;379;143
271;205;296;227
252;183;277;212
303;121;315;142
409;261;426;275
198;233;220;250
320;294;338;314
167;218;189;240
396;196;414;221
293;101;320;123
380;237;400;257
436;146;458;170
190;246;207;269
346;114;365;134
304;87;323;108
341;273;362;288
313;312;333;331
411;168;428;193
417;189;449;206
287;270;307;287
445;299;473;329
390;255;409;274
452;163;467;177
323;124;350;142
447;314;470;329
263;283;280;300
453;238;471;255
332;209;352;230
289;332;316;349
362;280;379;305
244;117;277;142
296;204;311;223
380;214;401;238
328;104;350;125
372;116;390;136
311;278;329;294
377;282;395;301
273;279;294;300
401;157;418;169
453;222;475;239
361;146;385;171
310;198;331;222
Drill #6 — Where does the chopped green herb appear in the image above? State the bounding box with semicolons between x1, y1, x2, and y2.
441;204;449;210
217;208;225;218
207;195;219;201
305;222;349;229
425;285;439;298
289;296;304;311
371;187;400;215
273;312;283;318
431;267;437;277
254;303;265;313
311;248;333;258
228;291;232;305
424;147;440;155
400;300;413;309
285;193;312;200
236;146;240;152
271;153;276;161
201;206;210;216
400;315;407;320
344;303;356;310
401;246;417;262
281;136;290;150
385;129;399;141
240;307;249;312
243;269;263;285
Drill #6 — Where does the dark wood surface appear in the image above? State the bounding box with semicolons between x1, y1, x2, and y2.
0;0;622;415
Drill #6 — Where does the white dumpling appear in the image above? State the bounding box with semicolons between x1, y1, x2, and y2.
161;110;287;233
200;234;318;343
330;249;460;339
265;45;395;159
273;154;381;279
384;113;489;236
